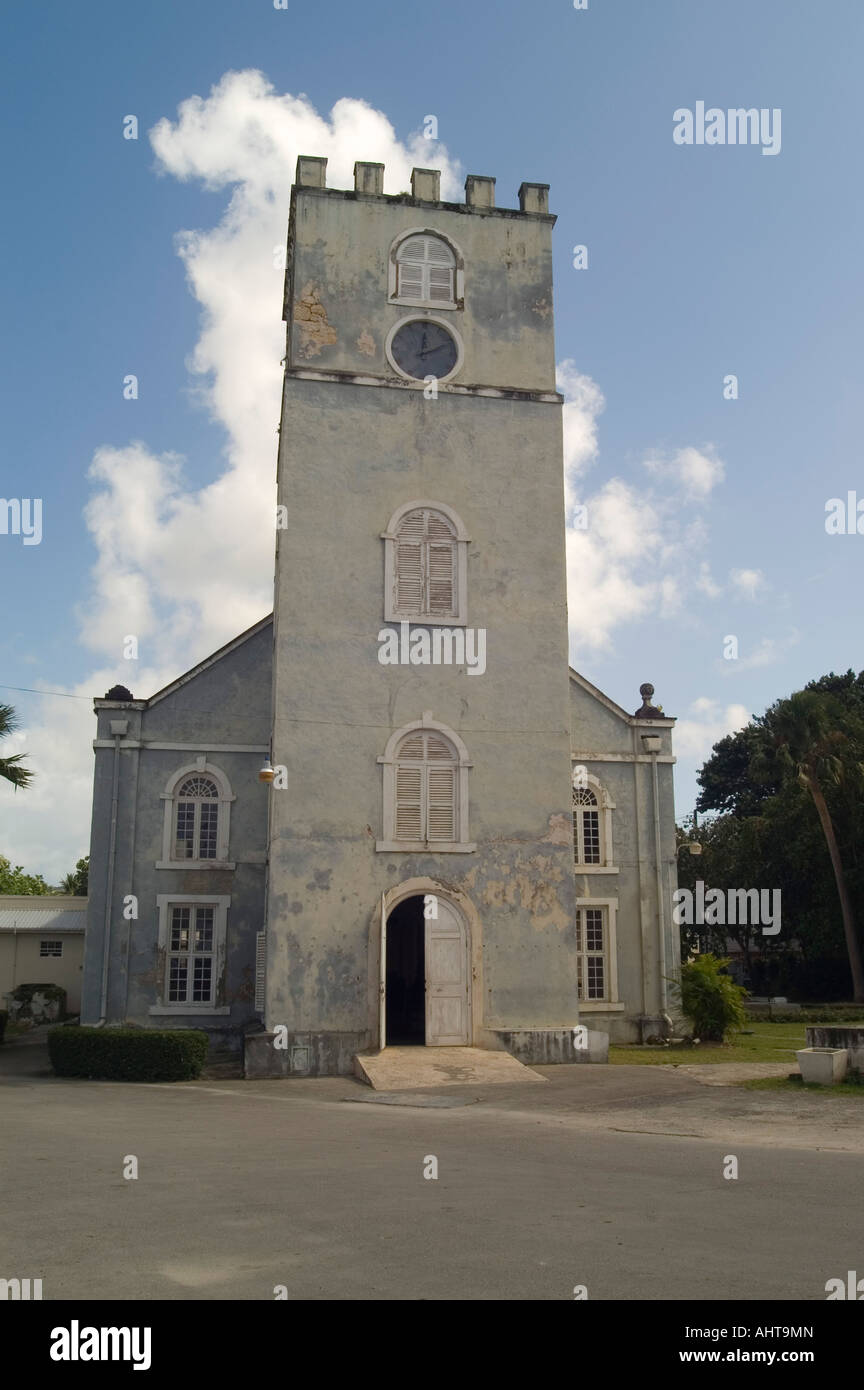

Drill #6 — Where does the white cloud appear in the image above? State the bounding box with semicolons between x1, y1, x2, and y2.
643;445;725;499
673;698;751;761
558;360;605;518
561;369;728;656
0;73;463;878
729;567;766;600
695;560;722;599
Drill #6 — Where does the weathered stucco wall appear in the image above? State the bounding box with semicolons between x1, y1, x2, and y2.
286;186;556;392
267;180;578;1061
81;622;272;1047
569;680;679;1043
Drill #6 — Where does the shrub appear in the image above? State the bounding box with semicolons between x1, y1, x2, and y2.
9;982;67;1021
48;1027;209;1082
673;955;748;1043
0;1011;7;1044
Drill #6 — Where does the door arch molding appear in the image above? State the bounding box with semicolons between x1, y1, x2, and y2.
369;878;483;1049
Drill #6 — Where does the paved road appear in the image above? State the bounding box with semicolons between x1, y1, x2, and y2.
2;1039;861;1301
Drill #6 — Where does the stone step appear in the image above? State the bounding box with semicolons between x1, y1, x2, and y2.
354;1045;545;1091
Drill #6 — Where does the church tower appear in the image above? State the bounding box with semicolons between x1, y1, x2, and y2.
253;157;581;1076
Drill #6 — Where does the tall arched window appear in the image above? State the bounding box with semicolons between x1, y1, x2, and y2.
378;718;475;853
158;759;235;869
572;774;616;871
174;776;219;860
382;501;470;624
573;787;601;865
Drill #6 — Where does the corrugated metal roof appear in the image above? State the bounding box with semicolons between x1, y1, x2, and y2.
0;906;86;932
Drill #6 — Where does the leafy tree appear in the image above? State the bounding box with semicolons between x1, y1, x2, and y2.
0;854;50;895
60;856;89;896
754;690;864;1002
691;673;864;1001
0;704;33;790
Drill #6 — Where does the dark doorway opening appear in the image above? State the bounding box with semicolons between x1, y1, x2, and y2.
386;896;425;1044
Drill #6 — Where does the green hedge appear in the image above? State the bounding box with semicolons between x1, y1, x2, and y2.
0;1011;7;1044
48;1027;209;1081
759;1007;864;1024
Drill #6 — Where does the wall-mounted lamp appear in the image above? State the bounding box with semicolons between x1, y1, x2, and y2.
258;758;275;784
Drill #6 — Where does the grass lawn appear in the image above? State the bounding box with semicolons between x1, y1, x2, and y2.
742;1075;864;1098
609;1021;807;1066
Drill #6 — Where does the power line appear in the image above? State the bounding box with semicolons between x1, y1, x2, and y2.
0;684;91;701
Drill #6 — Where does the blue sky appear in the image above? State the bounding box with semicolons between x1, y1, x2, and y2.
1;0;862;877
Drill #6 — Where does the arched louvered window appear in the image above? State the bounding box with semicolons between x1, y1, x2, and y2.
159;760;236;869
394;507;456;618
395;730;457;843
378;720;475;853
382;501;469;625
174;776;219;860
395;234;456;304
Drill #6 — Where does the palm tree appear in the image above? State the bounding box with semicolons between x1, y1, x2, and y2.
0;703;33;790
757;691;864;1002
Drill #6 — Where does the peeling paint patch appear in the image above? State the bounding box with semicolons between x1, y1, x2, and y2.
545;813;572;845
532;297;552;319
356;328;376;356
295;283;337;357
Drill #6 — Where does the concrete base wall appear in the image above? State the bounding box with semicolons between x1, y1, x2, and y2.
244;1030;369;1078
806;1026;864;1073
495;1028;609;1065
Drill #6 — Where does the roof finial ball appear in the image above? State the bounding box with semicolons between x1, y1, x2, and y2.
635;683;664;718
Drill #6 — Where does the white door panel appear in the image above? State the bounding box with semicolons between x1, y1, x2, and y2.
425;898;469;1045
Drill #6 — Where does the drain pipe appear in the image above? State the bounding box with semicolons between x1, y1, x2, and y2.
98;723;126;1023
643;735;667;1018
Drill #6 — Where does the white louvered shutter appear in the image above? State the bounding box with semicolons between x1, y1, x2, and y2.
395;508;425;613
396;235;455;302
394;732;458;843
426;238;455;302
425;734;456;841
395;764;423;840
426;765;456;841
394;508;456;618
255;932;266;1013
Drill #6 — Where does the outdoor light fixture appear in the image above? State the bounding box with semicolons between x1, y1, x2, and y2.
677;841;703;857
258;759;275;784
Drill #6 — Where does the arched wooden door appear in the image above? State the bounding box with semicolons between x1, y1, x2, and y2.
425;896;470;1046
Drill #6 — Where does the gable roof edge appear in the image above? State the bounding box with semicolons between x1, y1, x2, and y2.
569;667;676;725
145;614;273;708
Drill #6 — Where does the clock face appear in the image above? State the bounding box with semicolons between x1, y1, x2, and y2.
389;319;458;381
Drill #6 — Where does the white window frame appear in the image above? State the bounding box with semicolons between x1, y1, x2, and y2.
157;756;235;870
382;500;470;625
572;771;617;873
39;940;63;958
377;715;475;853
388;227;464;310
574;897;622;1011
150;894;231;1016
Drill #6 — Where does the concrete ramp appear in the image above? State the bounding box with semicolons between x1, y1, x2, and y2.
354;1046;546;1091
